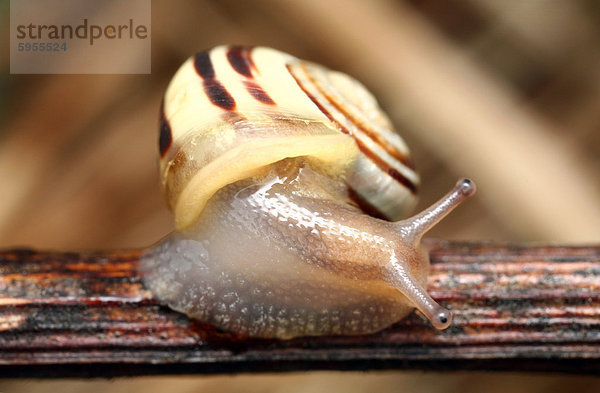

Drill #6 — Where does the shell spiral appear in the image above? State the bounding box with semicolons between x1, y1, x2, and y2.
159;46;419;230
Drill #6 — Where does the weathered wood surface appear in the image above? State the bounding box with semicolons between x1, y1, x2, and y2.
0;241;598;377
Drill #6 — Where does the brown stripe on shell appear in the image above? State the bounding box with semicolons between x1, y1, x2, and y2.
299;63;415;170
203;80;236;110
359;143;418;193
347;188;388;220
318;88;415;170
227;46;255;78
286;64;418;194
193;51;215;79
193;51;236;110
158;100;172;157
244;81;275;105
220;111;248;125
225;47;275;105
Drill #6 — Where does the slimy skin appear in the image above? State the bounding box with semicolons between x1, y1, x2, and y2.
145;46;476;338
141;159;475;338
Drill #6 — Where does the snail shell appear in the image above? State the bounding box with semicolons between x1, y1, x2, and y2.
142;46;475;338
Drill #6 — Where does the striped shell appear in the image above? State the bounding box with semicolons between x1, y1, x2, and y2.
159;46;419;230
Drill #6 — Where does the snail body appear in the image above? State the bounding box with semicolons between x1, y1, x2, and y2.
141;46;475;338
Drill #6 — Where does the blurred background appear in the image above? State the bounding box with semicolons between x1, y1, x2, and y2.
1;0;600;391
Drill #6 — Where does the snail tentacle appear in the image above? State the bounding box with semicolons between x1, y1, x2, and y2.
385;256;453;330
397;178;476;244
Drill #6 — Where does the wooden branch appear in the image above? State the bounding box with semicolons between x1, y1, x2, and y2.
0;241;598;377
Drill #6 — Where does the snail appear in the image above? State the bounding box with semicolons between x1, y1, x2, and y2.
140;46;475;339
